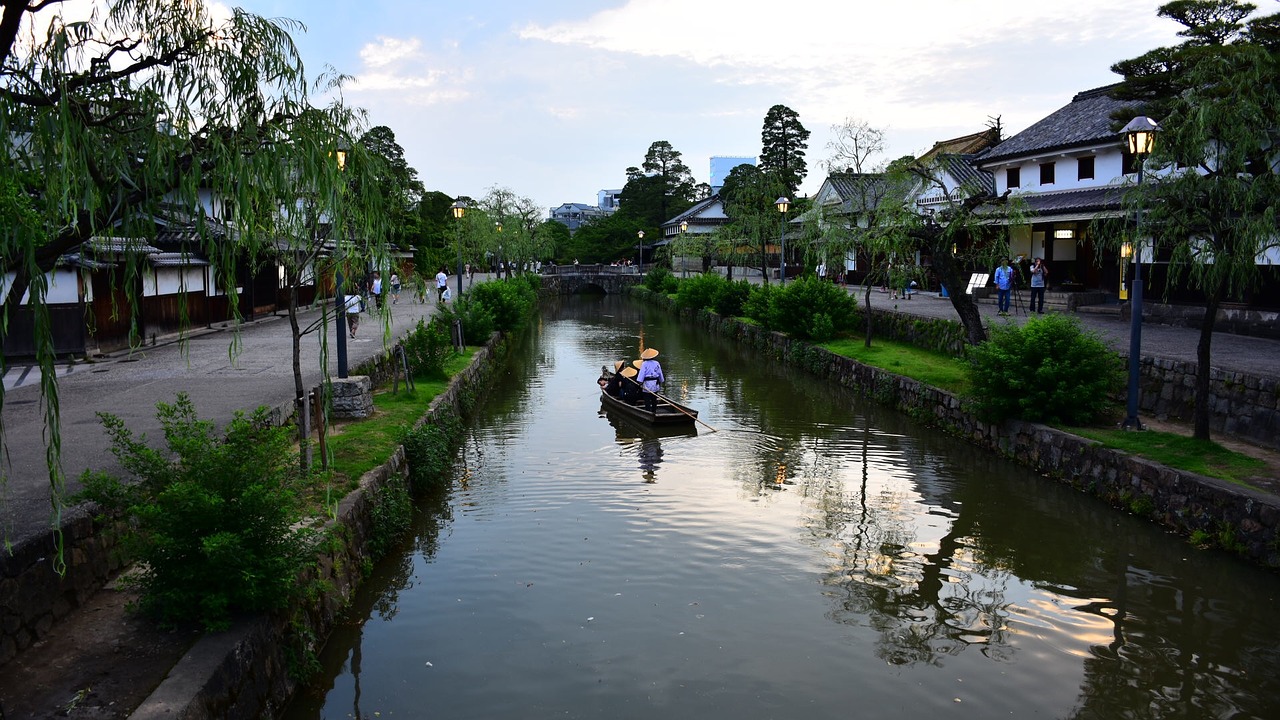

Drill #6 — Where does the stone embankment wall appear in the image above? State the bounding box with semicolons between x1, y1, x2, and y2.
632;288;1280;569
0;339;431;671
1137;357;1280;452
128;334;503;720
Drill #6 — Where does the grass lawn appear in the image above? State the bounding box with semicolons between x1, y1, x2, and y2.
325;349;477;489
1067;426;1268;487
821;335;970;395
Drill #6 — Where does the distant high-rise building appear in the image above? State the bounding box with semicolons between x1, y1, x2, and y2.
710;156;756;193
598;189;622;212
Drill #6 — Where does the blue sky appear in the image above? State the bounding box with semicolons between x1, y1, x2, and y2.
230;2;1184;211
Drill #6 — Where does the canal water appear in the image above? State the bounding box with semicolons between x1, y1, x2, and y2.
285;294;1280;719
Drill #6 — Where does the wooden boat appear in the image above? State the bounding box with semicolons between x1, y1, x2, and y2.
599;389;698;425
601;406;698;440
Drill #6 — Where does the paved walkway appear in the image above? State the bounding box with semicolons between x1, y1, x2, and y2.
2;273;1277;557
0;283;463;554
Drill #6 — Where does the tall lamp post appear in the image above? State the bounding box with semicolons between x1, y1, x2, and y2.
494;221;502;280
637;230;644;273
334;146;349;378
1121;115;1161;430
775;197;790;285
679;221;688;277
451;200;467;299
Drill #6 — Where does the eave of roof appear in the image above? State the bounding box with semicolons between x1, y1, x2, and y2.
978;85;1140;166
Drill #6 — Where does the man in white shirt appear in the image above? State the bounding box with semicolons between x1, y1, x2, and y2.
435;267;448;302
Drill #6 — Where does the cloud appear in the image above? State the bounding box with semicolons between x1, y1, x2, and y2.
359;36;423;68
519;0;1174;128
349;36;472;106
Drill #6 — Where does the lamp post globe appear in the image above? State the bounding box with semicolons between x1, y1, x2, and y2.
1120;116;1161;430
637;230;644;273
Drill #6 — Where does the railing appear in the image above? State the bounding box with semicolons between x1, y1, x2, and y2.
539;264;640;276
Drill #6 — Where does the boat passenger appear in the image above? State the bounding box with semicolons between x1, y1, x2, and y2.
619;366;641;403
637;347;665;413
603;360;626;397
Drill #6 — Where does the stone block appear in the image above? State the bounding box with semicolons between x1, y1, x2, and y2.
331;376;374;419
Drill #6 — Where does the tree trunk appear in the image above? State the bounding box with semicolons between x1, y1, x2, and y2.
1193;295;1220;441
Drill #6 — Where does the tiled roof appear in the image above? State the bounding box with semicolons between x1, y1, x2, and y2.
149;252;210;268
917;130;999;165
662;194;728;229
937;154;994;195
978;85;1140;165
1019;186;1125;216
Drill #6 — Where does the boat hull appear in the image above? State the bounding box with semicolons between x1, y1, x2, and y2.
599;390;697;425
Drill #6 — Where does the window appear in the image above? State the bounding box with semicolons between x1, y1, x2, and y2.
1077;156;1095;180
1040;162;1055;185
1006;167;1021;188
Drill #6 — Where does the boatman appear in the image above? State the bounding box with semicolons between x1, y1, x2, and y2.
636;347;665;413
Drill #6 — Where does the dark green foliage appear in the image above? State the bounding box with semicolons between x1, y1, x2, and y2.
444;295;496;342
464;277;538;333
674;273;723;311
76;394;311;631
366;474;412;560
743;281;778;326
643;267;679;294
401;317;454;378
713;279;753;317
743;277;857;341
402;413;465;492
967;314;1123;425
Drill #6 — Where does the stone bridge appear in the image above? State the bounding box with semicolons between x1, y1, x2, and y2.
540;265;643;295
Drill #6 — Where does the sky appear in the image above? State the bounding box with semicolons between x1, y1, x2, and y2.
76;1;1197;213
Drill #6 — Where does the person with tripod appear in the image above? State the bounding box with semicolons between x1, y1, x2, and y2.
1029;257;1049;314
994;258;1014;316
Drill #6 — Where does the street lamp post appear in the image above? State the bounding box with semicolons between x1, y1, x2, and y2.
775;197;791;285
334;147;349;378
679;221;688;277
1121;115;1161;430
637;230;644;274
494;221;502;281
451;200;467;299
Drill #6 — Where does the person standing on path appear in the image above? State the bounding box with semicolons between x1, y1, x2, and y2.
370;271;383;309
435;267;448;302
636;347;665;413
390;273;401;304
994;259;1014;316
1029;258;1048;314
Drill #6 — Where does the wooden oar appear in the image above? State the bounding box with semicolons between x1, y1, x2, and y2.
650;388;718;433
610;369;718;433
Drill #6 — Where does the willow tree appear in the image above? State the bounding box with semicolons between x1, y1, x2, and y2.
1106;0;1280;440
0;0;378;554
720;164;788;283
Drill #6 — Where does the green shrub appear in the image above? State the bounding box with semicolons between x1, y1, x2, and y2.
967;314;1123;425
401;317;454;379
402;413;465;492
766;277;859;341
442;297;495;343
743;282;779;327
76;394;312;631
675;272;725;311
712;279;753;317
643;267;675;293
463;277;537;333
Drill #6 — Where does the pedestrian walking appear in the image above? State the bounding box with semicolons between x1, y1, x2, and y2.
1029;258;1049;314
390;273;401;304
435;267;448;302
344;292;362;338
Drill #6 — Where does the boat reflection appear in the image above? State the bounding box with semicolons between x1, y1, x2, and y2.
600;407;697;482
